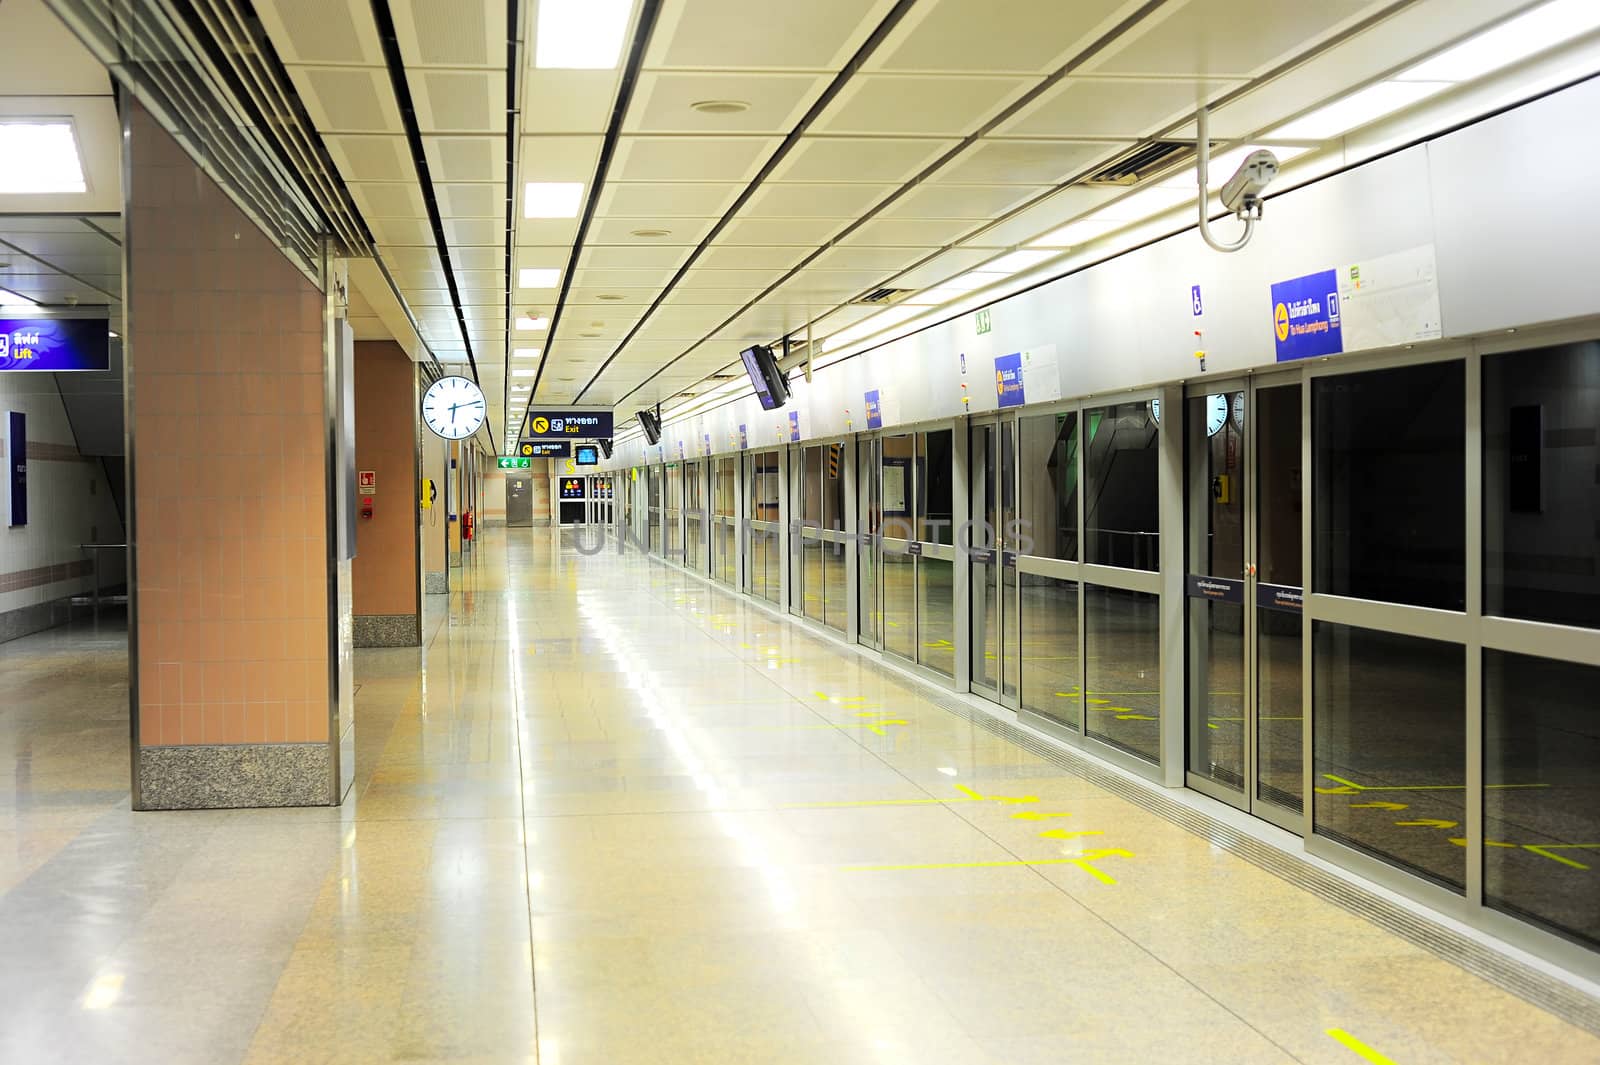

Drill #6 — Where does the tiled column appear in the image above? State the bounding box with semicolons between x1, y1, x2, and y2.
422;429;447;594
125;99;351;809
352;341;421;647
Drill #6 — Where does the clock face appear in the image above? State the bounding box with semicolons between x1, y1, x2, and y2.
1230;391;1246;431
422;376;486;440
1205;394;1229;437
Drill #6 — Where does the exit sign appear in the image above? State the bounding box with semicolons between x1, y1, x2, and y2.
497;457;531;470
975;308;992;335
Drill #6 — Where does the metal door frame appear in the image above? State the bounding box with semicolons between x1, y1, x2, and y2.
1182;370;1304;834
969;412;1021;709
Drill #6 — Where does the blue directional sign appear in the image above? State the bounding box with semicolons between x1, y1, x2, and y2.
864;389;883;429
994;352;1024;408
788;410;800;442
1191;284;1204;316
0;318;111;372
1270;270;1342;361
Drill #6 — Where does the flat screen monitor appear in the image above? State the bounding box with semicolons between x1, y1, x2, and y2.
574;444;599;466
637;409;662;444
740;344;791;410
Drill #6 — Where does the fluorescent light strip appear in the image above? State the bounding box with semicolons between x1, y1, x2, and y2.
535;0;632;69
516;316;550;331
0;122;86;194
0;288;39;308
1269;79;1450;140
513;347;542;358
1400;0;1600;83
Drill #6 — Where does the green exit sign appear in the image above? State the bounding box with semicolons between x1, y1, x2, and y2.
975;308;992;335
497;457;531;470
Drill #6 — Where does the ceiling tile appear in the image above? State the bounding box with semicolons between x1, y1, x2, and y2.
1084;0;1379;79
813;74;1036;136
597;182;742;218
716;216;851;246
586;217;719;246
649;0;889;70
610;136;778;183
740;183;894;219
997;75;1240;138
627;72;826;134
696;245;812;271
412;70;506;134
294;67;404;134
422;136;506;182
325;135;416;182
868;0;1129;75
932;138;1114;184
348;182;429;218
877;183;1048;220
838;216;984;247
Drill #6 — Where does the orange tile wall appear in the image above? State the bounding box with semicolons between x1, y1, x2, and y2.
352;341;419;617
128;100;331;748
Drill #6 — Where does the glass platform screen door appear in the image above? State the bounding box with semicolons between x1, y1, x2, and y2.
1184;378;1305;831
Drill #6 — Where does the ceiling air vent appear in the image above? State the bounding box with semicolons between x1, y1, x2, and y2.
852;287;913;306
1084;140;1193;187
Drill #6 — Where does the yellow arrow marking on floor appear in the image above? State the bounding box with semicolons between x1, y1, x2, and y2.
1038;829;1104;840
1011;811;1072;821
1521;843;1600;870
1315;773;1550;795
1325;1028;1398;1065
845;858;1106;873
1448;837;1518;850
854;711;909;736
1116;713;1157;721
953;784;1039;804
1395;819;1457;829
785;787;1037;810
1351;802;1408;811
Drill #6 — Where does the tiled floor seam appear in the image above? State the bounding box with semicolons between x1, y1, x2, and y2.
638;549;1600;1038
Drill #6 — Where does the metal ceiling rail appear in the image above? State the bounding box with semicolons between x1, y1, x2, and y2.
42;0;370;284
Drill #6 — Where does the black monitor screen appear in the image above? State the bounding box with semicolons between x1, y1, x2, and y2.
575;444;599;466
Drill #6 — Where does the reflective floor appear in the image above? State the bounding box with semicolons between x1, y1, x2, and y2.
1;529;1598;1063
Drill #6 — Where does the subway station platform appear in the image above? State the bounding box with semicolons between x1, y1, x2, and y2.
1;529;1597;1064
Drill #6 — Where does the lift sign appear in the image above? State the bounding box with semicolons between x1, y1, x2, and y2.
1270;269;1342;361
0;318;111;372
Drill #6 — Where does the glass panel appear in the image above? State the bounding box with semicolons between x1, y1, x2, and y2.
1085;403;1160;570
883;548;916;660
1020;575;1080;729
917;429;954;545
1187;393;1245;577
764;524;782;604
802;538;823;622
1483;340;1600;629
1257;608;1303;812
1257;382;1304;813
1188;599;1246;789
1001;425;1019;699
1085;585;1161;763
1313;623;1465;892
1019;410;1078;561
750;525;768;600
823;442;846;533
858;437;880;647
666;464;683;558
882;434;914;540
823;541;846;632
918;555;955;677
802;446;823;526
1484;650;1600;948
972;424;1001;690
1314;361;1464;610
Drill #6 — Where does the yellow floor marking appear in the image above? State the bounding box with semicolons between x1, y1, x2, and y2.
1316;773;1549;795
1325;1028;1398;1065
1206;723;1219;730
1521;843;1600;870
784;787;1039;810
1351;801;1408;811
1115;713;1157;721
1037;829;1104;840
1448;837;1518;849
1395;818;1457;829
1011;811;1072;821
953;784;1041;804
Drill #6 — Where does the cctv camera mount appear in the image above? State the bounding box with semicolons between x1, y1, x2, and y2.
1195;107;1278;254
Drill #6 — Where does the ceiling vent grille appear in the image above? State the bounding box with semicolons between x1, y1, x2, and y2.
852;287;913;306
1084;140;1193;187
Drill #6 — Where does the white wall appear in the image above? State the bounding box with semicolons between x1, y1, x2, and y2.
609;73;1600;469
0;370;124;631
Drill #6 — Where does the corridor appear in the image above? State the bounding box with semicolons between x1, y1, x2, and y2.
0;528;1596;1064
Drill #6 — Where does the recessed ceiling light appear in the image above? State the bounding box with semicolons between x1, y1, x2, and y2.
629;228;671;238
0;121;87;194
690;100;750;115
519;268;560;288
515;315;550;331
987;250;1057;274
535;0;631;69
524;182;583;218
1399;0;1600;83
512;369;537;378
513;347;541;359
0;288;39;308
596;293;624;302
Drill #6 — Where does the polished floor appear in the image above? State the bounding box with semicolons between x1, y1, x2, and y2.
1;529;1598;1063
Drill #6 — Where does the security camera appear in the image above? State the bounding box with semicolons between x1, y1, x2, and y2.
1219;149;1279;220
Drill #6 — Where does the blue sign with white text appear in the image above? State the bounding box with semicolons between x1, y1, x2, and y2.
864;389;882;429
788;410;800;442
0;318;110;372
995;352;1024;408
738;424;748;450
1191;285;1203;316
1270;270;1342;361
